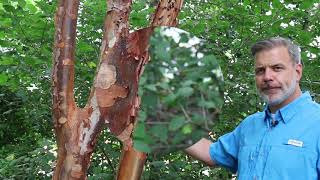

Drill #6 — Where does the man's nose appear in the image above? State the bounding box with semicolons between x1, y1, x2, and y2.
263;68;274;81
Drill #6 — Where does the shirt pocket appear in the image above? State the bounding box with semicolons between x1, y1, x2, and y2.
264;143;317;179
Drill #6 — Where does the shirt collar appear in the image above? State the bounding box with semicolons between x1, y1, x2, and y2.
264;91;312;124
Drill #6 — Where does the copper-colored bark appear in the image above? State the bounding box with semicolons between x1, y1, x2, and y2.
113;28;152;180
116;146;147;180
116;0;183;179
151;0;184;26
87;0;133;138
52;0;83;179
52;0;183;179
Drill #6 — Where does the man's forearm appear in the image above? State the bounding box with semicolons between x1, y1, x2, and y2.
184;138;215;167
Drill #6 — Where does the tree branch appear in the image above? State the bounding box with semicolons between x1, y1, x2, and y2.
151;0;184;26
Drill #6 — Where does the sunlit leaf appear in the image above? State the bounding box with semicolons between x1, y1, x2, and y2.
182;124;193;135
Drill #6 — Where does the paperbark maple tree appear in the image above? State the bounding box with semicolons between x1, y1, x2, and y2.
52;0;183;179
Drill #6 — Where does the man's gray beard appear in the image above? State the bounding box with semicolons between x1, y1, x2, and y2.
258;78;297;106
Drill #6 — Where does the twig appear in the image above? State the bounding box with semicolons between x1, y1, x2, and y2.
98;144;116;173
179;103;192;123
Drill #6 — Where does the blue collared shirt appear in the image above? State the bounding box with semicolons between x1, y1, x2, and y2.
209;92;320;179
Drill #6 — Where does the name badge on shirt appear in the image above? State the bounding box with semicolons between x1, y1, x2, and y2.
287;139;303;147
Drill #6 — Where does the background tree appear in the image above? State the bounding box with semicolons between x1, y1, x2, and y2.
0;0;319;179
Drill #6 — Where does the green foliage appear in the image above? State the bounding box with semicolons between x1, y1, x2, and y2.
1;0;319;179
0;87;25;144
133;27;223;155
87;131;121;179
141;152;233;180
0;138;56;179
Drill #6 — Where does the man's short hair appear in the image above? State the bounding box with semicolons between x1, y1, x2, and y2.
251;37;301;64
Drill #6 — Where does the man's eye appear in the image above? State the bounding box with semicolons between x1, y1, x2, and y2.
255;69;264;75
273;66;283;71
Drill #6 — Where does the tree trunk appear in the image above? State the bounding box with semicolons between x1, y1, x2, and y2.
116;147;147;180
52;0;183;179
52;0;85;179
115;0;183;179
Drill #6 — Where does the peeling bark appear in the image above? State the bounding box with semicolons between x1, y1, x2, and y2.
52;0;82;179
151;0;184;26
116;0;184;179
52;0;183;179
53;0;135;179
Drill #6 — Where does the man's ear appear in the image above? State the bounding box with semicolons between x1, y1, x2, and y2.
295;63;303;82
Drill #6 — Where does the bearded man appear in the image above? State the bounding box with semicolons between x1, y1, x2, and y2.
186;37;320;180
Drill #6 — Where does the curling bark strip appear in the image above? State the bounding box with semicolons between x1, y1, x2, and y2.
52;0;183;179
115;28;153;180
87;0;133;138
116;0;184;179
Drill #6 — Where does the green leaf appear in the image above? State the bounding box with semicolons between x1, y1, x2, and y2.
138;110;147;122
25;2;37;13
139;76;147;85
78;41;94;52
181;80;195;86
198;100;216;109
191;113;205;124
133;122;146;139
0;31;5;39
5;154;15;161
149;125;168;143
0;73;8;85
15;89;28;102
87;61;96;68
150;161;166;168
144;84;157;92
272;0;282;9
0;18;12;28
300;1;314;9
17;0;26;8
142;93;158;108
154;38;171;60
182;124;193;134
159;81;170;89
169;116;185;131
177;86;193;97
133;139;151;153
0;57;16;65
249;98;256;106
163;93;177;106
25;57;44;65
171;130;186;144
299;31;312;44
3;109;13;115
202;54;218;67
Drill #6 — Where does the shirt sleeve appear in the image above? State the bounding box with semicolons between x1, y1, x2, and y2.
317;136;320;176
209;124;241;173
